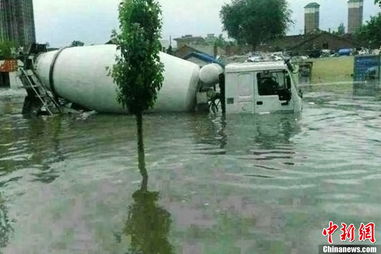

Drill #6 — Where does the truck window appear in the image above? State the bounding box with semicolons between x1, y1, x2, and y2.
257;70;288;96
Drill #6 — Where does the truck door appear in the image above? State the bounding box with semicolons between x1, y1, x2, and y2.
237;73;255;113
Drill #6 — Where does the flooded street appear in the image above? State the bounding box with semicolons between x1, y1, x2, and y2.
0;84;381;253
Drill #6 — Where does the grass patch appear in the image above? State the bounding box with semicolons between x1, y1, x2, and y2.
310;56;354;84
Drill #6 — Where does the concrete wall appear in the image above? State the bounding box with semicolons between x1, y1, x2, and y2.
9;71;23;89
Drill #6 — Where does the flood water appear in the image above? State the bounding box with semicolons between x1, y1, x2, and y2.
0;84;381;253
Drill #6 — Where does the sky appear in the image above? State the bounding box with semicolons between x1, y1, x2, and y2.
33;0;380;47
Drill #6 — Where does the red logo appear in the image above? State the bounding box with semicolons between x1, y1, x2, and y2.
322;222;376;244
359;222;376;243
340;223;356;242
322;221;339;244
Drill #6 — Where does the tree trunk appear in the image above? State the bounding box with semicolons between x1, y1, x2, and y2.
136;112;148;191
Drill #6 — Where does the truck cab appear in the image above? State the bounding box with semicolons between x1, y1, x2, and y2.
224;61;302;114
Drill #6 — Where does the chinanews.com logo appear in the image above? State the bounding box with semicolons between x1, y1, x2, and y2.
319;221;380;254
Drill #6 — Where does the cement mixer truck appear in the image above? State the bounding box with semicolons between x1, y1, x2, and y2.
19;44;302;115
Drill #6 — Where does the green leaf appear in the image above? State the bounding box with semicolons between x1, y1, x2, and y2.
220;0;292;50
110;0;164;115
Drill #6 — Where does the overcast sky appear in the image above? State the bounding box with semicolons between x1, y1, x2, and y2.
33;0;380;47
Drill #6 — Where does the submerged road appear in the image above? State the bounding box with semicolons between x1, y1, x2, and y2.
0;83;380;253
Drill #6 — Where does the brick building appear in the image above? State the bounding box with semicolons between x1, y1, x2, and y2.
258;32;359;55
0;0;36;48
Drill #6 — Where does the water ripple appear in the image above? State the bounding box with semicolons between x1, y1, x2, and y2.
1;86;381;253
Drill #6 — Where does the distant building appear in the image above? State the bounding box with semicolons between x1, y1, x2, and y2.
304;2;320;34
205;34;217;45
174;35;206;49
174;33;227;58
175;44;226;59
0;0;36;48
175;45;202;59
347;0;363;34
258;31;359;56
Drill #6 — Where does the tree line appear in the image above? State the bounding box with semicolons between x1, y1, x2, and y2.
356;0;381;49
220;0;292;50
220;0;381;50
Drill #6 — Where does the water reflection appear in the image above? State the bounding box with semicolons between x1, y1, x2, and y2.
225;113;301;148
124;188;174;254
188;114;227;155
123;121;174;254
0;88;25;115
191;113;301;158
28;116;65;183
0;115;64;183
223;114;301;172
0;194;12;249
353;83;381;97
1;87;381;253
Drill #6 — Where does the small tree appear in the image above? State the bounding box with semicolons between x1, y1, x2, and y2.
111;0;164;180
214;34;228;48
356;14;381;49
220;0;292;50
166;45;173;55
0;41;17;59
376;0;380;7
337;23;345;35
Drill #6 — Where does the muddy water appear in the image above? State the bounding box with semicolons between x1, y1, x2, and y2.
0;84;380;253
